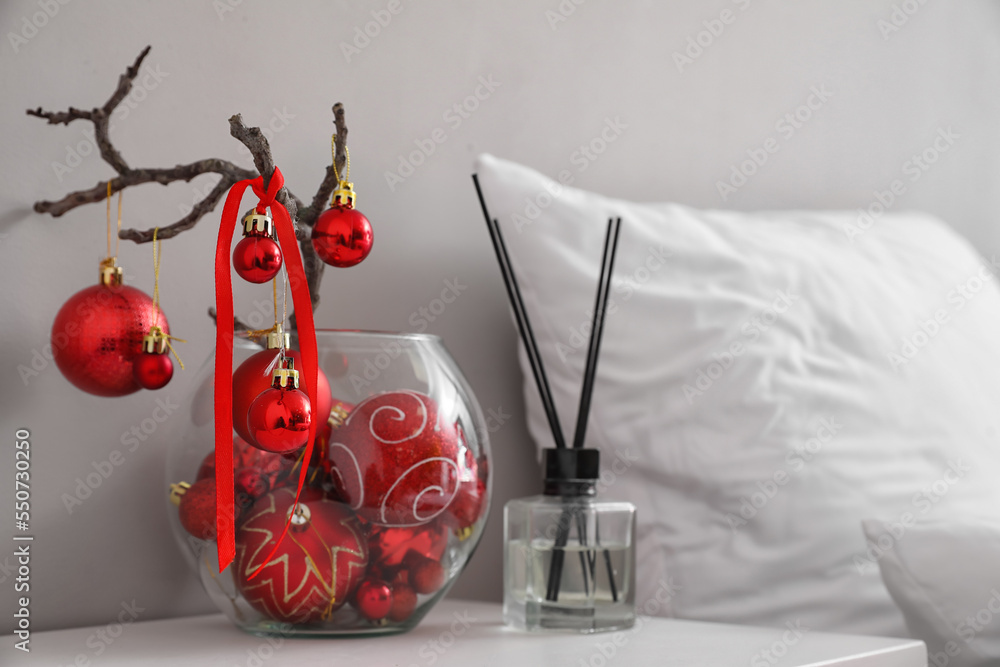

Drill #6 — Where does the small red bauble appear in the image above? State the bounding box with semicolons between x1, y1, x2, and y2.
368;522;448;570
51;268;166;397
232;348;334;448
179;478;225;540
133;351;173;389
233;209;283;283
354;578;393;621
235;487;368;624
411;557;446;595
311;205;373;268
247;383;313;454
235;467;270;499
233;235;282;284
444;446;488;533
388;584;417;622
327;391;463;526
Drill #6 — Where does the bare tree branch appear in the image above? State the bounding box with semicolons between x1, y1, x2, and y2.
28;46;350;318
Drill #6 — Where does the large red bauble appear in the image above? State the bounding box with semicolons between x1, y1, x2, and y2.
247;386;313;454
235;487;368;624
51;282;166;396
232;349;334;447
311;205;373;268
326;390;462;526
233;235;282;284
133;351;173;390
179;478;228;540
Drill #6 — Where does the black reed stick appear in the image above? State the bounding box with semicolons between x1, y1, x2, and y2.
472;174;567;449
572;217;621;450
544;217;623;603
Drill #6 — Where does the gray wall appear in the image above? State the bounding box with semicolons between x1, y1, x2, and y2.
1;0;999;633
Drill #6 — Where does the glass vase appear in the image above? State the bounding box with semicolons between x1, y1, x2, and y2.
165;330;491;637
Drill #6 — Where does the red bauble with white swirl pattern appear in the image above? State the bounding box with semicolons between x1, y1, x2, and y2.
326;390;462;526
234;487;368;624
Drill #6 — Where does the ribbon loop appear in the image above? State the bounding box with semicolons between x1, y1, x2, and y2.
251;167;285;214
214;165;317;574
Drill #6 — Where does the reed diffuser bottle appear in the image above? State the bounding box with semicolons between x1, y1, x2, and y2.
473;174;636;633
504;449;636;632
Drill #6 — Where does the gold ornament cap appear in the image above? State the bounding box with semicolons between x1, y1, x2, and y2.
332;182;356;208
265;327;291;350
99;259;124;287
141;328;169;354
242;209;274;237
169;481;191;506
271;356;300;389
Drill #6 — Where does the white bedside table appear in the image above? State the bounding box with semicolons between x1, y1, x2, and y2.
2;599;925;666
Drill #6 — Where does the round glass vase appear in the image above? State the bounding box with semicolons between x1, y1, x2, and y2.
165;330;491;637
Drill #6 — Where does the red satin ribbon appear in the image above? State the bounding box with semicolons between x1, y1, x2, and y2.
214;167;318;574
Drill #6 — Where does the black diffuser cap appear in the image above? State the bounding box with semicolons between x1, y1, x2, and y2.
543;448;600;496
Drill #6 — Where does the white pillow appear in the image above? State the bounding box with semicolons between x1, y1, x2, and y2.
475;153;1000;637
863;518;1000;667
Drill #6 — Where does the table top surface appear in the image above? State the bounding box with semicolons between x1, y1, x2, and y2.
2;599;925;667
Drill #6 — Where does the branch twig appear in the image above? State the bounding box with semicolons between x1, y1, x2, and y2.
27;46;351;316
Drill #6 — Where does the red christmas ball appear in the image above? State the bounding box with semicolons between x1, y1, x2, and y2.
233;235;282;284
179;478;227;540
388;584;417;622
354;579;393;621
196;436;294;490
232;349;334;447
235;467;270;499
327;391;462;526
368;522;448;570
247;386;313;454
444;447;487;532
133;351;173;390
51;281;166;397
235;487;368;624
311;205;373;268
411;557;446;595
